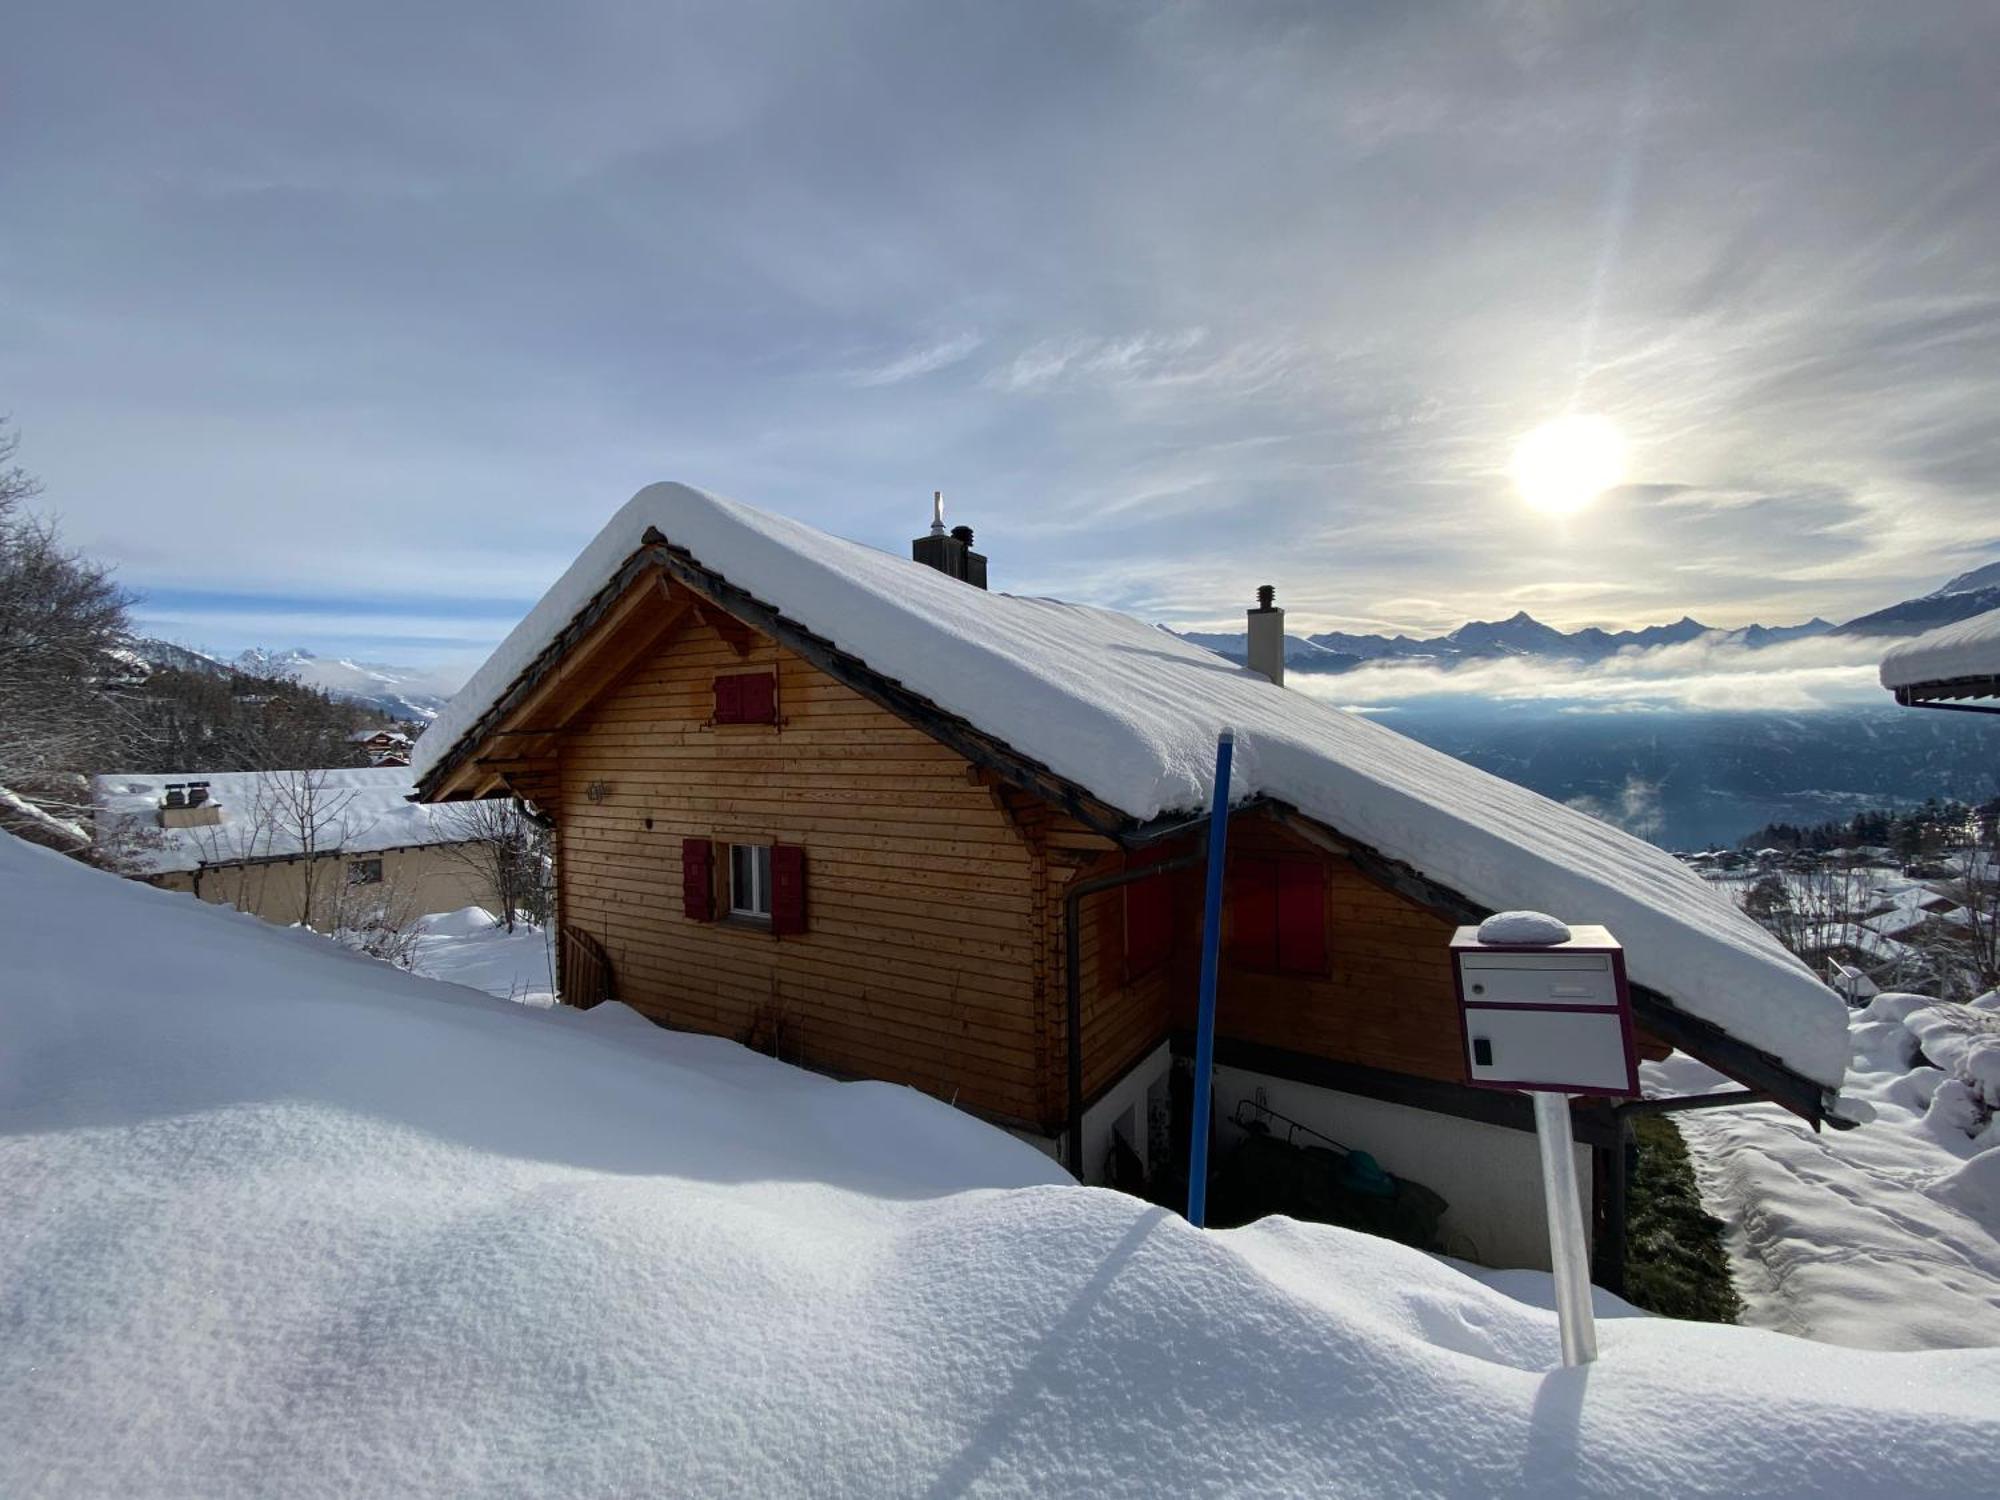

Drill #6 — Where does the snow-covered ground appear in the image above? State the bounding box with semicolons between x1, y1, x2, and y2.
5;832;1998;1496
407;905;557;1006
1647;992;2000;1351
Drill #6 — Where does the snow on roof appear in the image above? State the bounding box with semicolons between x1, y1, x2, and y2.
418;483;1849;1089
7;832;1998;1493
1880;604;2000;690
91;766;489;874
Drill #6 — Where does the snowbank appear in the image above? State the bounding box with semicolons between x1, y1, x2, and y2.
91;766;491;874
1647;990;2000;1350
408;905;558;1006
1880;604;2000;689
3;833;1996;1495
414;484;1847;1089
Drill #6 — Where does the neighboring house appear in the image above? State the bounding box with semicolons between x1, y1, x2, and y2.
1881;605;2000;714
92;767;490;930
348;727;415;766
412;483;1851;1275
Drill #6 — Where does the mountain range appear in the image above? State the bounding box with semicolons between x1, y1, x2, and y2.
1181;556;2000;673
125;641;454;723
121;557;1998;848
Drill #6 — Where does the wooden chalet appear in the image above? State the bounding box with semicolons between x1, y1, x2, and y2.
415;485;1850;1276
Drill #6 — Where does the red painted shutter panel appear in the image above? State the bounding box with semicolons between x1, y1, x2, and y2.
740;671;777;724
713;675;742;724
681;838;715;921
1123;848;1173;978
1276;861;1328;973
770;843;807;935
1227;858;1279;970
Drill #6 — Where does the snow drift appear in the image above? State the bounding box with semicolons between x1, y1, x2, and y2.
1648;990;2000;1351
414;483;1848;1089
2;833;1995;1496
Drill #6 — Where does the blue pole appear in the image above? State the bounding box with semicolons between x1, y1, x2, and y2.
1186;728;1235;1228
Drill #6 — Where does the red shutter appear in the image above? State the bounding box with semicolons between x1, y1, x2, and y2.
681;838;715;921
770;843;807;935
1123;848;1173;979
713;675;743;724
1226;858;1279;970
739;671;777;724
1275;861;1328;973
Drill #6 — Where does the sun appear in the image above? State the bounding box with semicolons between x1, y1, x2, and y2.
1510;414;1627;516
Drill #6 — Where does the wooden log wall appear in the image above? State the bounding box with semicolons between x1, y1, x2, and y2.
556;615;1048;1127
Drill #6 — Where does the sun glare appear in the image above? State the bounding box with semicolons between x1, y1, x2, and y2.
1510;414;1627;516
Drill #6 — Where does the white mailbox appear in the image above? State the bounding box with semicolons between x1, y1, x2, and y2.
1450;920;1638;1097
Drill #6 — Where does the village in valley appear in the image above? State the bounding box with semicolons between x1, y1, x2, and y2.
5;5;2000;1496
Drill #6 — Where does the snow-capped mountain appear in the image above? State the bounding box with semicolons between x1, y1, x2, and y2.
1179;554;2000;676
231;648;454;721
1180;609;1836;674
1839;558;2000;637
121;639;454;720
116;638;234;679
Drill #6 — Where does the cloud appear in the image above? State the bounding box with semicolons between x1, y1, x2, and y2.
1289;632;1891;713
987;329;1301;398
845;332;983;387
1566;775;1666;840
3;3;1997;671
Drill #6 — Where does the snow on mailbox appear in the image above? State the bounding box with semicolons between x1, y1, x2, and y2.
1450;912;1638;1098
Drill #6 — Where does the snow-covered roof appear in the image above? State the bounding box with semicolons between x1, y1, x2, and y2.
91;766;489;874
418;483;1849;1089
347;728;411;744
1880;605;2000;692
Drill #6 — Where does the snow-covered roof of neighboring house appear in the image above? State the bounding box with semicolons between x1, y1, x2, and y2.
1863;907;1933;940
416;483;1850;1090
348;728;412;744
1805;923;1919;968
91;766;489;875
1880;605;2000;696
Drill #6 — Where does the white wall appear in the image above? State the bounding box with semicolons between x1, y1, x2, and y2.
1210;1063;1593;1271
1078;1040;1172;1182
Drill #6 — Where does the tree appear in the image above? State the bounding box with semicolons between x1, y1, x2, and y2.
195;769;367;927
430;798;551;932
0;419;138;816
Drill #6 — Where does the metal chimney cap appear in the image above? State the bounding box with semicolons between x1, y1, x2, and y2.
1255;584;1277;611
950;524;974;544
929;490;947;537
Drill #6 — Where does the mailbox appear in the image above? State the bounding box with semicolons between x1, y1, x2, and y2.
1450;921;1638;1097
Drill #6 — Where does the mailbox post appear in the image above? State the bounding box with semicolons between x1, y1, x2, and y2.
1451;915;1638;1367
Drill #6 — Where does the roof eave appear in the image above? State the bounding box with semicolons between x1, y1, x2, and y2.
1890;675;2000;713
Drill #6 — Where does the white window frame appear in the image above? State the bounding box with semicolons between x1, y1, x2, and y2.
728;843;772;920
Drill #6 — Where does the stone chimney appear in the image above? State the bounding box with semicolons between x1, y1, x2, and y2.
1247;584;1284;686
911;492;989;590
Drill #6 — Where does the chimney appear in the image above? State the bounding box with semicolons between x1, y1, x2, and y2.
1247;584;1284;685
911;492;990;589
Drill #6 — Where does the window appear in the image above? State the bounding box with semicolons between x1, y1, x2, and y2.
714;671;778;725
685;838;806;933
729;843;773;919
1226;857;1328;975
347;858;384;886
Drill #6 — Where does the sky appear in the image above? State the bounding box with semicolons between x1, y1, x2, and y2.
5;1;1999;687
